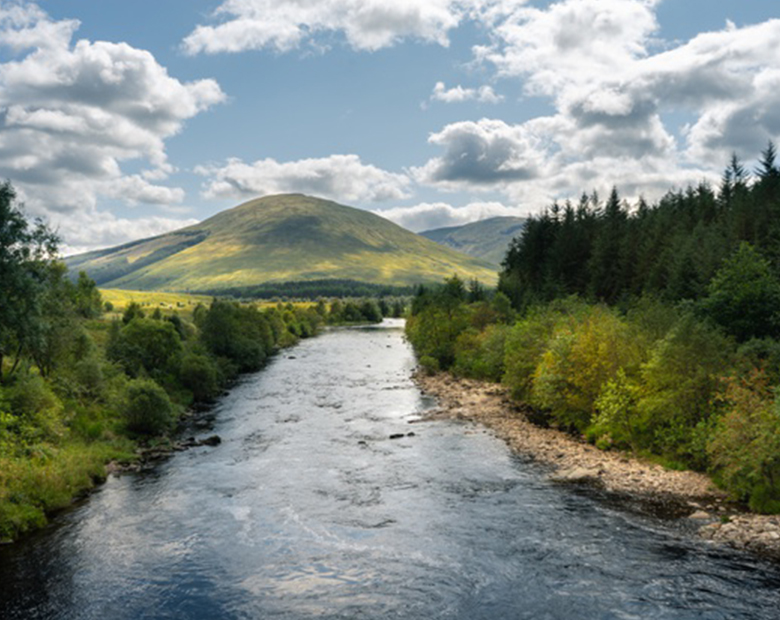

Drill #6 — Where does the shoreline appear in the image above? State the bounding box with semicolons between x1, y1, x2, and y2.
415;370;780;560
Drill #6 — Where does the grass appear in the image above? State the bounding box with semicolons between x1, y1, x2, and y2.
70;195;498;293
101;289;213;311
0;440;136;541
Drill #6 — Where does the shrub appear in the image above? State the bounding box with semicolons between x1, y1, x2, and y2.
178;353;219;403
709;371;780;513
700;242;780;341
406;305;470;370
107;318;182;378
418;355;440;376
592;368;641;449
634;313;733;468
6;374;65;443
122;378;174;436
453;324;509;382
502;298;586;401
530;305;639;432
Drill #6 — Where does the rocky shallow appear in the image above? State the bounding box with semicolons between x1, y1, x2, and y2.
415;371;780;560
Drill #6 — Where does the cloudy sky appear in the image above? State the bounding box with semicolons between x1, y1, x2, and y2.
1;0;779;254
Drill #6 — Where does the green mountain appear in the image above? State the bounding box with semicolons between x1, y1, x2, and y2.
65;194;497;292
420;216;525;267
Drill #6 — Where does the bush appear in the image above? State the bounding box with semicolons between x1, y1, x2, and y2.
453;324;510;382
418;355;440;375
530;305;640;432
700;242;780;341
592;368;641;449
406;305;470;370
178;353;219;403
122;378;174;436
634;313;733;468
6;374;65;443
199;301;273;372
502;298;586;401
107;318;182;378
709;371;780;513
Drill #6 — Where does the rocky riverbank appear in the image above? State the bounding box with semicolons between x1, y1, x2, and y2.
415;371;780;560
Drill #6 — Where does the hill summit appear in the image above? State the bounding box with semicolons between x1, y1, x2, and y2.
66;194;497;292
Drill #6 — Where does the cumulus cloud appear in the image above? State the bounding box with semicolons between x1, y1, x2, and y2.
430;81;503;104
59;214;200;257
412;0;780;210
413;118;547;188
0;3;225;250
375;200;522;232
183;0;472;54
196;154;411;203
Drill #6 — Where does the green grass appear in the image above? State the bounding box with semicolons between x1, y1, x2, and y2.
420;216;526;266
0;440;135;541
68;195;498;293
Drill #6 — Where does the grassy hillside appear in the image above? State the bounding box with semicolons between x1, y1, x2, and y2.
67;194;497;291
420;216;525;267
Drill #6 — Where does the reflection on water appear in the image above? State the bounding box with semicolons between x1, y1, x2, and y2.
2;319;780;619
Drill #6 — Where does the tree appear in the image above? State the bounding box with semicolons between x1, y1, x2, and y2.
0;182;59;382
700;243;780;341
73;271;103;318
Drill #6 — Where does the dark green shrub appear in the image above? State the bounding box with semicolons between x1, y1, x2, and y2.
123;378;174;436
178;353;219;403
700;242;780;341
107;318;182;378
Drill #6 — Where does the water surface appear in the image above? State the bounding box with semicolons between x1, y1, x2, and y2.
2;320;779;619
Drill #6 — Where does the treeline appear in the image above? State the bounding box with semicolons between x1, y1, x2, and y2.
202;279;415;300
408;146;780;515
0;181;343;541
500;144;780;311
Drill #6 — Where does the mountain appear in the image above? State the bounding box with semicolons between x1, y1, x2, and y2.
420;216;525;267
65;194;498;292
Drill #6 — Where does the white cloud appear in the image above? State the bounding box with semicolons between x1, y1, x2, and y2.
183;0;472;54
430;81;503;104
410;0;780;213
0;2;78;51
376;200;523;232
412;118;548;189
479;0;660;97
196;154;411;203
0;3;225;251
59;214;200;257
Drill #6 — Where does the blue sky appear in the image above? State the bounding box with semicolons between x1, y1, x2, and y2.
1;0;779;253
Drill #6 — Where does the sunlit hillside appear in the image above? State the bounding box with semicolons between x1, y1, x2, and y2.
67;194;497;292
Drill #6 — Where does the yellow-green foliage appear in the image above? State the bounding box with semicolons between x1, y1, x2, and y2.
593;369;641;449
530;305;641;432
502;298;586;401
632;314;733;466
101;289;211;316
452;324;510;382
709;371;780;513
406;306;471;369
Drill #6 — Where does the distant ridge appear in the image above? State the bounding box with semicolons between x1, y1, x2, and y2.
420;216;525;267
65;194;497;292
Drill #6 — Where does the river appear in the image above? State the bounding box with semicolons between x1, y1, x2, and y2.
2;319;780;619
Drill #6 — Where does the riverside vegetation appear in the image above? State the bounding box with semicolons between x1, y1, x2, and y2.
0;181;399;541
407;144;780;517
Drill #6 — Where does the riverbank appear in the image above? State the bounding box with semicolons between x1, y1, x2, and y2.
415;370;780;559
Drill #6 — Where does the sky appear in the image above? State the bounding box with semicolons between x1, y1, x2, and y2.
1;0;779;254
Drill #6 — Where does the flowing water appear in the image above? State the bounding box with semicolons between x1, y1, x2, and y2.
2;320;780;619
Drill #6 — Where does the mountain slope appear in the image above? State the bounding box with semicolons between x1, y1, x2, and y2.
420;216;525;267
66;194;497;291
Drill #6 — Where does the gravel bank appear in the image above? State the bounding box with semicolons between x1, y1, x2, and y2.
415;371;780;560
